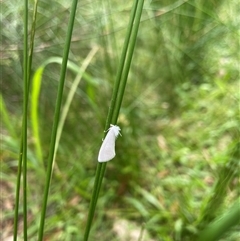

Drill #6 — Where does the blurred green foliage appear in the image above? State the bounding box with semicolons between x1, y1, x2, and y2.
1;0;239;240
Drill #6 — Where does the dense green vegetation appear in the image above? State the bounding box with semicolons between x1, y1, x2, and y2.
1;0;239;240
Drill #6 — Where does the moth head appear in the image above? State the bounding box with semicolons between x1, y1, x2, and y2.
110;124;121;137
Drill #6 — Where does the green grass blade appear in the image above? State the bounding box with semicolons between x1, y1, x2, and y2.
112;0;144;123
197;201;240;241
0;95;17;139
83;164;103;241
106;0;139;128
37;1;79;240
13;0;39;239
95;0;144;203
83;1;145;240
198;141;239;226
30;56;95;165
28;0;39;82
13;140;24;241
22;0;29;239
31;66;44;164
30;55;97;167
53;47;98;163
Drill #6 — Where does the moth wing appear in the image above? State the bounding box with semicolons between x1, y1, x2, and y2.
98;129;116;162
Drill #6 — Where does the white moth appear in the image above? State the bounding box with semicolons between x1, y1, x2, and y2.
98;124;121;162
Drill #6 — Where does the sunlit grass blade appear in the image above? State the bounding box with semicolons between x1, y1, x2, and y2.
30;58;85;165
30;51;97;166
37;1;79;240
53;47;98;163
31;66;44;164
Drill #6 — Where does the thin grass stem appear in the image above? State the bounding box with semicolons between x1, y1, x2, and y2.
112;0;144;123
13;1;40;239
37;1;79;240
22;0;29;239
83;1;144;240
13;141;23;241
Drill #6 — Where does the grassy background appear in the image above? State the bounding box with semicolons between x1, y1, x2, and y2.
1;0;239;240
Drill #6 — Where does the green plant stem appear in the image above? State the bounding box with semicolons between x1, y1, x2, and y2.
106;0;139;128
83;164;104;240
37;1;79;240
83;1;144;240
28;0;41;163
28;0;39;81
96;0;144;200
13;141;23;241
22;0;29;239
112;0;144;123
13;1;39;239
